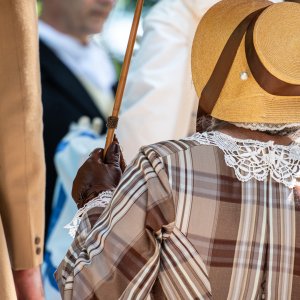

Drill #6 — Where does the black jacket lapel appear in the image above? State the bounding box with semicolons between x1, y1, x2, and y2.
39;39;105;119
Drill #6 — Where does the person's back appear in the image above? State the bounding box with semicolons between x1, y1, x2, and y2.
56;128;300;298
55;1;300;298
146;129;300;298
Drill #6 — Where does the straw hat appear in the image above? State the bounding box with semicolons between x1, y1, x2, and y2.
192;0;300;123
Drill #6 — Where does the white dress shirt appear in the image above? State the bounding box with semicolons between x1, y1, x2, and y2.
39;21;116;116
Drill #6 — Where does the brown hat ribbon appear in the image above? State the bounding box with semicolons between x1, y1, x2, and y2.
198;6;300;120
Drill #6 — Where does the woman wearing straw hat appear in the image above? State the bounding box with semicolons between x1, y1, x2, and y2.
55;0;300;298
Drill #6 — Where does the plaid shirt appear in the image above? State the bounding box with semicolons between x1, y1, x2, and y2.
56;131;300;299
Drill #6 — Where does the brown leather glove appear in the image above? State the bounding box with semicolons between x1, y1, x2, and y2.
72;142;125;208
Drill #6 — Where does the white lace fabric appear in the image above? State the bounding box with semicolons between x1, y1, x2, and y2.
65;190;113;238
185;131;300;189
232;122;300;132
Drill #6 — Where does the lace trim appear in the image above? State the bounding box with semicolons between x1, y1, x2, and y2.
232;122;300;133
65;191;113;238
184;131;300;188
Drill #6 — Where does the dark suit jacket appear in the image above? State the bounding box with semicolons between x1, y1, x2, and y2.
40;40;109;234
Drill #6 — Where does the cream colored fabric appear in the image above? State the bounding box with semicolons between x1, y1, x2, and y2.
117;0;219;162
0;0;45;280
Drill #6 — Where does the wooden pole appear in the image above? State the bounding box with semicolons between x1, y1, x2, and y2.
104;0;144;156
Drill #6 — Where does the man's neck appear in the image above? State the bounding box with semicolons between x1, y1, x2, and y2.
40;16;88;45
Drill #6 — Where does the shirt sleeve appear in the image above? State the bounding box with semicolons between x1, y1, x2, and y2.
55;146;175;299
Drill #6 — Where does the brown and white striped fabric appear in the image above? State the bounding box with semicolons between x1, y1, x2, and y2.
55;132;300;299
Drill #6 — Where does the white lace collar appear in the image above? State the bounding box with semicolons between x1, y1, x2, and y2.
184;131;300;188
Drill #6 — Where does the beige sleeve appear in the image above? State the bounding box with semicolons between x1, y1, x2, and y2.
0;0;45;269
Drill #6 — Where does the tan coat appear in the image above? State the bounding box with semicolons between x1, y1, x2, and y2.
0;0;45;299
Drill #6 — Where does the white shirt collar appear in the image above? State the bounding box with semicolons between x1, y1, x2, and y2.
39;20;116;93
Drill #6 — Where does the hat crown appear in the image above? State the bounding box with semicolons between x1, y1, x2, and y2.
254;2;300;85
192;0;272;98
192;0;300;124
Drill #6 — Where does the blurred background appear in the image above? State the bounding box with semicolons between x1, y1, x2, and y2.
39;0;160;255
38;0;159;73
39;1;161;298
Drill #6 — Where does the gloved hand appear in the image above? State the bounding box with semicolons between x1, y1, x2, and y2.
72;142;125;209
